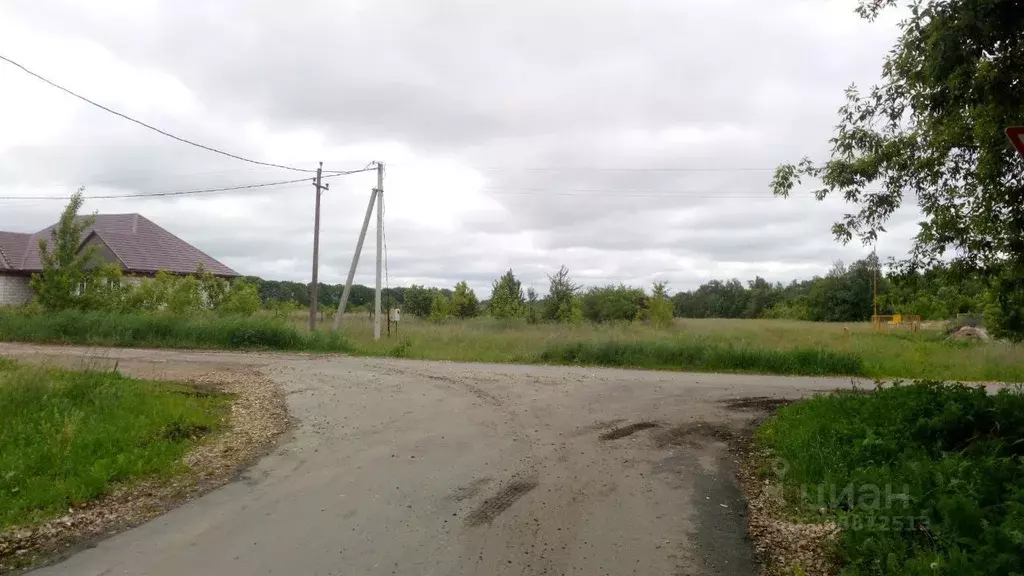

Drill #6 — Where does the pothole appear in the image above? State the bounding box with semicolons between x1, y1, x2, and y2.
653;422;740;447
598;421;660;441
722;396;794;412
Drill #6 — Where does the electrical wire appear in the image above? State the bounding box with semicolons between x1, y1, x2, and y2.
0;54;359;175
475;166;777;172
0;178;313;200
482;188;847;199
12;165;332;190
0;169;374;201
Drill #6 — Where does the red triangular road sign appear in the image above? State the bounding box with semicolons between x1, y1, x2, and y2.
1008;127;1024;159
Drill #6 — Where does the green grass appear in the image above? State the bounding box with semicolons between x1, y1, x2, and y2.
0;358;232;530
756;382;1024;575
538;340;864;376
2;310;1022;381
0;309;351;352
334;315;1024;382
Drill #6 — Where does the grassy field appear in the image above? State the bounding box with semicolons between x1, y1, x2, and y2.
333;315;1024;382
756;382;1024;575
1;308;1021;381
0;358;232;530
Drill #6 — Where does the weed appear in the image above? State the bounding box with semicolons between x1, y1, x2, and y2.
3;311;1024;382
756;382;1024;575
0;310;351;352
539;340;865;376
385;338;413;358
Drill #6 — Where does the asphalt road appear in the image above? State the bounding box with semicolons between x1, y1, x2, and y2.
2;345;860;576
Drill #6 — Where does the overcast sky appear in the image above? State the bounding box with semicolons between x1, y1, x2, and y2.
0;0;920;295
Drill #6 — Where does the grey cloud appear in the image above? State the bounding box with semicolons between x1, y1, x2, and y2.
1;0;918;294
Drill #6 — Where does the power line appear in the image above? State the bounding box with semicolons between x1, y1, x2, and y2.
0;168;374;201
11;165;329;190
481;188;858;198
0;178;312;200
0;54;354;175
475;166;778;172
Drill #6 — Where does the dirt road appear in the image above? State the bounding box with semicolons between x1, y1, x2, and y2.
1;344;860;576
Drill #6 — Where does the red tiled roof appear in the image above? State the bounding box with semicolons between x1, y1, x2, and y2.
2;214;237;277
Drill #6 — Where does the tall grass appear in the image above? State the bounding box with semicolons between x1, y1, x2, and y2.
333;315;1024;382
2;310;1022;381
0;359;232;529
756;382;1024;574
539;340;865;376
0;309;351;352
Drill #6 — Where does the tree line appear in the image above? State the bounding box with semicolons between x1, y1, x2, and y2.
250;254;989;325
671;255;985;322
24;192;1001;331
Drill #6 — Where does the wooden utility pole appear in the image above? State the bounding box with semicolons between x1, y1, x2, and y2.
309;162;328;331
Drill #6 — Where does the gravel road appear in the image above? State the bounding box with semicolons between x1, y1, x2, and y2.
1;344;861;576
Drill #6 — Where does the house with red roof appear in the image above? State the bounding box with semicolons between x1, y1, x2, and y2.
0;214;238;306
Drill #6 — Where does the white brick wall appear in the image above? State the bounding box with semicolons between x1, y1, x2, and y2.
0;274;33;306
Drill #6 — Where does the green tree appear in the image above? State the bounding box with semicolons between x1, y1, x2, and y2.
744;277;782;319
525;287;540;324
404;284;433;317
771;0;1024;339
645;282;674;328
489;269;526;319
450;281;479;318
802;257;881;322
428;292;452;322
542;266;581;323
672;279;750;318
29;188;98;311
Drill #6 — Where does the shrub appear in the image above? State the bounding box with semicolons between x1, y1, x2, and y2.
0;310;350;352
165;275;201;315
581;285;646;322
219;280;261;316
197;263;228;310
757;382;1024;575
762;301;811;320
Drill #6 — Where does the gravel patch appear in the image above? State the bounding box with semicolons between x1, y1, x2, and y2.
734;444;839;576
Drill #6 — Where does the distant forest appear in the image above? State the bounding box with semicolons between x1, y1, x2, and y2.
243;254;986;323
